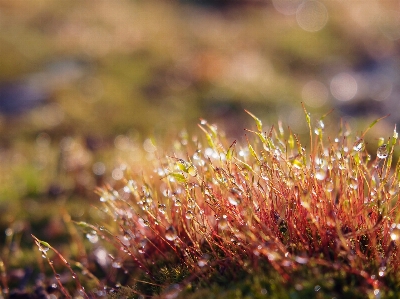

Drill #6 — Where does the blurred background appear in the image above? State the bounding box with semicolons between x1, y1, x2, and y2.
1;0;400;285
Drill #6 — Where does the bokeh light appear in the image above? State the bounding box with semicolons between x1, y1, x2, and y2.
302;80;329;108
379;9;400;41
330;72;358;102
296;1;328;32
272;0;303;16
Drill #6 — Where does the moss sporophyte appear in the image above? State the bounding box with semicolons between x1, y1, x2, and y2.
31;109;400;298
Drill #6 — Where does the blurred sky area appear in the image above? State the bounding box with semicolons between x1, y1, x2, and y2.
1;0;400;139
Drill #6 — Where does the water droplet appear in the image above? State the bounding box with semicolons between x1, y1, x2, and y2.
390;223;400;240
292;159;302;169
174;199;182;207
378;266;386;277
55;274;61;279
162;284;181;299
377;145;388;159
158;204;167;214
229;188;243;205
295;256;309;264
326;180;334;192
39;245;50;253
188;165;198;177
315;169;326;181
165;226;178;241
5;228;13;236
187;198;196;209
228;196;239;206
193;151;201;160
314;285;321;292
123;233;132;241
267;252;280;261
218;216;229;230
197;254;209;267
353;138;364;152
141;219;150;226
349;177;358;190
301;201;310;209
185;210;194;220
112;260;122;268
86;230;99;243
314;120;325;135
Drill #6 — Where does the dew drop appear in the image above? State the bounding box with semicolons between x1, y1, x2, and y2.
141;219;150;227
86;230;99;243
39;245;50;253
123;233;132;241
378;266;386;277
390;223;400;241
326;180;334;192
349;177;358;190
193;151;201;160
185;210;194;220
218;216;229;230
295;256;309;264
300;201;310;209
353;139;364;152
377;145;388;159
112;260;122;268
5;228;13;236
197;254;209;267
229;188;243;204
228;196;239;206
158;204;167;214
165;226;178;241
267;252;280;261
187;198;196;209
188;165;198;177
314;120;325;135
315;169;326;181
162;284;181;299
